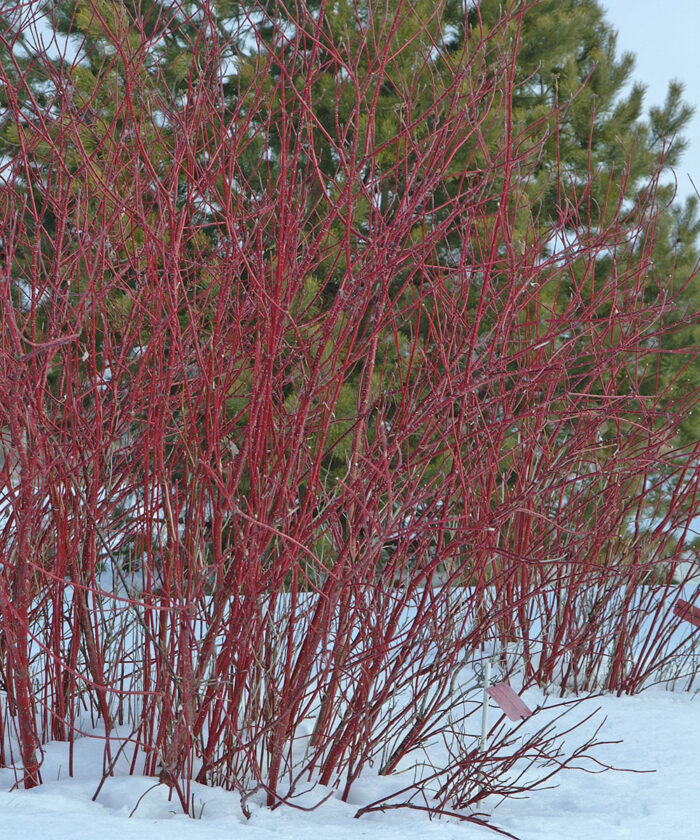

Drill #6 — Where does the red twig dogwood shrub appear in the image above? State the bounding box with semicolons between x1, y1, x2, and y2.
0;0;698;819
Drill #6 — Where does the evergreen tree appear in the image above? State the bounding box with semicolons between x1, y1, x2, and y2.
3;1;696;411
221;0;700;442
1;0;697;544
474;0;700;445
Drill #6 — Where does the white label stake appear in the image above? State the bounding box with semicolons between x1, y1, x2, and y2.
479;659;492;753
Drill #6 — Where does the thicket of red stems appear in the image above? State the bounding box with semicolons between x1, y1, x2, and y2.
0;0;698;817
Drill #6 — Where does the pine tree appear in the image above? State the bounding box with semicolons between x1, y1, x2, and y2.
474;0;700;445
1;0;697;540
222;0;700;441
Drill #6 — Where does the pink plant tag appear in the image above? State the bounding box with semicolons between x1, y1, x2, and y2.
674;599;700;629
487;682;533;721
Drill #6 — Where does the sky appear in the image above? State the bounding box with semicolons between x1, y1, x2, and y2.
602;0;700;203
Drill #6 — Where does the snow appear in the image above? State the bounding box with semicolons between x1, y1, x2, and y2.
2;686;698;839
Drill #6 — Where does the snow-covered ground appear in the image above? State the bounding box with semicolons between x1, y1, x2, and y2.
1;686;698;840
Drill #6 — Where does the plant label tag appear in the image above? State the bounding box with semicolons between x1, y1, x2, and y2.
674;599;700;629
487;682;533;721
